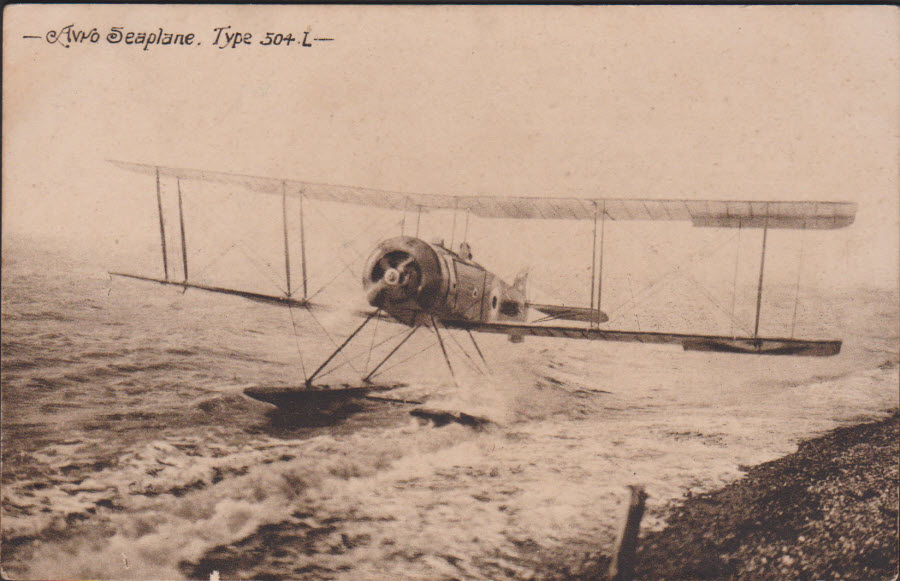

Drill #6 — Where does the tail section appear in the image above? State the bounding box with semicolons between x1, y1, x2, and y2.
512;269;529;295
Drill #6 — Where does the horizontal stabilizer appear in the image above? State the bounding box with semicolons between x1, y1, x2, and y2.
529;303;609;324
680;337;840;357
110;160;857;230
110;272;314;308
440;320;841;357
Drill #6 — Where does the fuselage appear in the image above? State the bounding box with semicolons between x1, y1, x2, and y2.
362;236;527;328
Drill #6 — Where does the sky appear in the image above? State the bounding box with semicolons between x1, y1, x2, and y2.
3;5;898;291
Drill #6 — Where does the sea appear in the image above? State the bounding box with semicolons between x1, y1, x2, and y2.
2;234;898;580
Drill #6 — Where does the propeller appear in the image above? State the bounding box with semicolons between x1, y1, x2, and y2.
366;250;421;306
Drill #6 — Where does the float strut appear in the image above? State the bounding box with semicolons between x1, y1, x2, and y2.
466;330;488;366
306;311;378;387
363;326;419;383
431;317;456;381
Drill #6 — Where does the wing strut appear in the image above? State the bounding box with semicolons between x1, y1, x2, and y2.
589;203;608;328
790;228;806;338
299;192;309;298
752;215;769;338
176;179;188;282
400;197;408;236
729;223;742;338
597;204;607;327
281;181;293;297
450;198;458;250
590;203;598;324
154;166;169;281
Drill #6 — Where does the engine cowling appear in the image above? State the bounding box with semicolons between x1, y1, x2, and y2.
362;237;445;311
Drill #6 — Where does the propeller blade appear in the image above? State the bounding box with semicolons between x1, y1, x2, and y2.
366;278;389;306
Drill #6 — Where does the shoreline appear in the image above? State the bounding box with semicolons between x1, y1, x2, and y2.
631;410;899;580
539;409;899;580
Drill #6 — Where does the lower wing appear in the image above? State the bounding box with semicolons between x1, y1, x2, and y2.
110;272;315;308
440;320;841;357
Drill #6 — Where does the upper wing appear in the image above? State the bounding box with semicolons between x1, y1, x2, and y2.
440;320;841;357
110;161;857;230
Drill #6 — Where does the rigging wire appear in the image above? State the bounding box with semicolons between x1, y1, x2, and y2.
377;338;438;376
301;196;405;299
626;274;641;331
305;196;397;272
308;202;365;277
606;229;750;334
306;218;405;301
184;197;289;294
286;304;308;381
613;240;746;333
445;328;487;375
364;326;419;382
234;244;289;295
315;326;410;380
364;307;381;374
301;305;360;376
527;231;734;328
606;229;735;316
194;241;239;280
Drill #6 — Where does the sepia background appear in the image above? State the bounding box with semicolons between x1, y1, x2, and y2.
4;5;898;287
3;5;898;580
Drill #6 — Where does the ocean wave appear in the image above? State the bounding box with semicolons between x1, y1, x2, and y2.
2;240;898;580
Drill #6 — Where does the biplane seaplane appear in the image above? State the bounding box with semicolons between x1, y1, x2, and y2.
108;160;856;402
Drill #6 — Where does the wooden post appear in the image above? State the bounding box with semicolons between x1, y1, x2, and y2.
609;485;647;581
